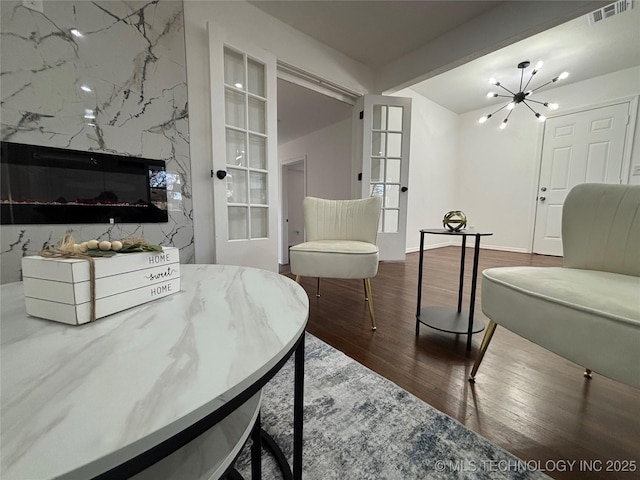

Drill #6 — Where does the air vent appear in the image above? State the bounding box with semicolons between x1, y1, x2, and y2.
588;0;633;24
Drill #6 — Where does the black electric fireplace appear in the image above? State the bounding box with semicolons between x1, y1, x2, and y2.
1;142;168;225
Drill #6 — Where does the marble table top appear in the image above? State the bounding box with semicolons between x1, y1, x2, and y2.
1;264;309;480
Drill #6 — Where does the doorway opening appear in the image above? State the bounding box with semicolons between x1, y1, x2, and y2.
280;156;306;264
276;75;355;266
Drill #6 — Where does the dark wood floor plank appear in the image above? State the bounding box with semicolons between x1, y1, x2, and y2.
286;246;640;480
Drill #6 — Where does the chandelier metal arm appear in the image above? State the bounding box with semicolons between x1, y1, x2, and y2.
528;79;555;94
522;101;539;116
489;103;511;117
504;108;515;122
519;68;525;92
522;69;540;93
525;98;548;106
496;83;517;96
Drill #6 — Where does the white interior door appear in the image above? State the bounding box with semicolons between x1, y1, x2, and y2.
208;25;278;271
355;95;412;261
533;102;630;255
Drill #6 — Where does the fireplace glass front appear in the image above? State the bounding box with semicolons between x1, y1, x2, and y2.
1;142;168;225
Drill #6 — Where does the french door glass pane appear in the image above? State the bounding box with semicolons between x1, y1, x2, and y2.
249;135;266;169
224;48;244;89
228;206;248;240
225;89;245;128
386;159;401;183
226;168;247;203
371;132;385;157
247;59;265;97
371;158;384;182
383;209;399;233
251;207;268;238
226;129;246;166
250;171;267;204
372;105;387;130
388;106;403;130
248;97;266;133
387;133;402;157
385;184;400;208
222;46;270;244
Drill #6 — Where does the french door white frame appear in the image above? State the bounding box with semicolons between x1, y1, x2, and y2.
208;24;279;271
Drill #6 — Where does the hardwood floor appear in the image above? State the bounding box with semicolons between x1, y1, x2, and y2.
285;246;640;480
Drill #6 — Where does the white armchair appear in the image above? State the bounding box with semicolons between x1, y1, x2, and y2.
289;196;382;330
469;183;640;387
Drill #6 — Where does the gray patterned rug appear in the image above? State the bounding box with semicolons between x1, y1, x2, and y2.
235;334;548;479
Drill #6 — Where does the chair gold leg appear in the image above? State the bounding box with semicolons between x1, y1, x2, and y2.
295;275;301;283
363;279;369;301
364;278;376;330
584;368;593;379
316;278;321;297
468;320;497;383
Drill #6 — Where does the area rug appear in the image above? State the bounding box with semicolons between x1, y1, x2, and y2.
235;334;548;479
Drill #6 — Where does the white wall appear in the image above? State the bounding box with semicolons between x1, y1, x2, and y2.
455;66;640;252
183;0;373;263
279;118;353;200
393;89;459;252
286;167;305;246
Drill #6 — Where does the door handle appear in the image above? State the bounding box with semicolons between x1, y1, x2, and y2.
401;186;408;192
539;196;546;201
540;186;547;192
216;170;227;180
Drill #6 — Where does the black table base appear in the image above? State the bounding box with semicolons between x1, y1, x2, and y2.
415;229;492;351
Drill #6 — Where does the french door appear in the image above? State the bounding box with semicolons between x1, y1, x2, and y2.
208;25;278;271
355;95;412;261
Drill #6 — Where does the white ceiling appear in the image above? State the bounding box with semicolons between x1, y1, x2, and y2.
267;0;640;141
250;1;505;68
411;4;640;113
278;78;352;145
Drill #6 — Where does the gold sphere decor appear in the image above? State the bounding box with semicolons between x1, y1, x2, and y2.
443;211;467;232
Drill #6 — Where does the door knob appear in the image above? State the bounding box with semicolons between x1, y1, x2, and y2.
216;170;227;180
541;186;547;192
401;186;408;192
539;196;546;201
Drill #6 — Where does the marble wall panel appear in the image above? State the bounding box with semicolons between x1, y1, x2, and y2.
0;0;193;283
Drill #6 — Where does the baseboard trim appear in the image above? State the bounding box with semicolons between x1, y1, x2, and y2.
405;241;452;253
480;244;530;254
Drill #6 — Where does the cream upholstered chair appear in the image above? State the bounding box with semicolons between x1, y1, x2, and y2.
289;196;382;330
469;183;640;387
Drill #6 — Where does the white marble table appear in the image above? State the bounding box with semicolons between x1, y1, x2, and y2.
1;264;309;480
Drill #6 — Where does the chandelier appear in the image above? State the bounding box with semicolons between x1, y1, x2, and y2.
479;61;569;129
